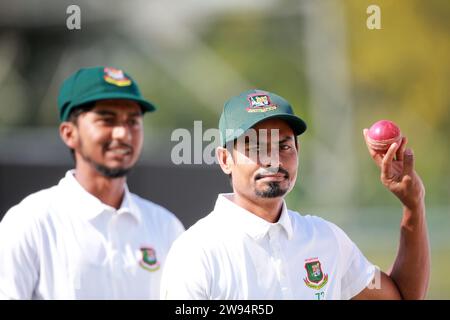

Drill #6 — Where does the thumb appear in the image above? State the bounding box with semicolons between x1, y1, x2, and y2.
403;148;414;175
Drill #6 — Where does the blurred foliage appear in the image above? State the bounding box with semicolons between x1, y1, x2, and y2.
344;0;450;206
201;12;310;120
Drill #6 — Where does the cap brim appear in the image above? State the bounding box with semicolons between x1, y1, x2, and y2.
244;113;307;138
73;92;157;113
222;113;307;146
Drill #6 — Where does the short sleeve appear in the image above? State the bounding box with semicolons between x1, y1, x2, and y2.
0;206;40;299
327;222;376;300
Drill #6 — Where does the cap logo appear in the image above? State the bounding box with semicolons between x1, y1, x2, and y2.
139;246;160;272
246;93;277;113
103;67;132;87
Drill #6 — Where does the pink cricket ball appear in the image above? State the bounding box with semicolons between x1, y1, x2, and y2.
367;120;402;152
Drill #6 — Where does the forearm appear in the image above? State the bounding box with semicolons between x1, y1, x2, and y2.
389;203;430;299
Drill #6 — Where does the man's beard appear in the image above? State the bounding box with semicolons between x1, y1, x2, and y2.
255;181;288;198
90;162;131;178
254;167;290;198
78;140;134;178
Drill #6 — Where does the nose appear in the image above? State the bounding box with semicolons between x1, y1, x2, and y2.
112;124;132;141
259;145;282;168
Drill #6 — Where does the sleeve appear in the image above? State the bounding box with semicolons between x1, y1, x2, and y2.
327;222;376;300
0;206;40;300
160;235;210;300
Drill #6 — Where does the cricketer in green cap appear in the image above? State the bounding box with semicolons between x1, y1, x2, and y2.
58;66;156;122
161;87;430;301
0;66;187;300
215;88;307;199
219;89;307;146
58;66;157;179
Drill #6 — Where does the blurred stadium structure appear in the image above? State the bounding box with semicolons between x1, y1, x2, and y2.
0;0;449;298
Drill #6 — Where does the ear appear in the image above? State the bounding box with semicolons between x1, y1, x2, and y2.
59;122;79;150
216;146;234;175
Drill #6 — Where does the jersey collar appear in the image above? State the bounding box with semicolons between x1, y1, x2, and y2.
214;193;293;240
59;170;141;223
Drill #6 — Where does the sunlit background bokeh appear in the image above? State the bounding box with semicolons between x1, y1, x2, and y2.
0;0;449;299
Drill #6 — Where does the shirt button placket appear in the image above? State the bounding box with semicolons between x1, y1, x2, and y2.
270;226;292;299
107;211;121;298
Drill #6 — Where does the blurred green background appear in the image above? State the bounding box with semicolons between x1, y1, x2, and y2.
0;0;448;299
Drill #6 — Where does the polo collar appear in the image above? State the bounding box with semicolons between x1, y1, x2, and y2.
214;193;293;240
59;170;141;223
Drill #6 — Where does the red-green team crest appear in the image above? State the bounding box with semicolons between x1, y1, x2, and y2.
103;67;132;86
246;93;277;113
139;247;160;272
303;258;328;290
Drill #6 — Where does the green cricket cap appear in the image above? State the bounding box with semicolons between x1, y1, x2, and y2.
58;66;156;121
219;89;307;146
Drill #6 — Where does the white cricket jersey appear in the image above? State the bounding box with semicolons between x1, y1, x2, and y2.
0;170;185;300
161;193;376;300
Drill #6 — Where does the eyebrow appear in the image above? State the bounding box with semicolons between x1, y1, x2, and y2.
94;110;115;116
278;136;294;144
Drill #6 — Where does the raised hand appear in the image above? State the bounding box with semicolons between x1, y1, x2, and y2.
363;129;425;210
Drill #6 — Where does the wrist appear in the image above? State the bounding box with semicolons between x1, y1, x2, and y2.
403;193;425;212
402;199;426;221
401;202;427;233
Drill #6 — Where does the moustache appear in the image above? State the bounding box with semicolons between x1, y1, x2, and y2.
103;141;134;153
255;167;290;180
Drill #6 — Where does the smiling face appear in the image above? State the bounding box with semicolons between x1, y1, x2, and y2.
60;99;144;178
217;118;299;202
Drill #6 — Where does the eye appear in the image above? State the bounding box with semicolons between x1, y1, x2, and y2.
99;117;115;125
280;144;292;151
128;118;139;126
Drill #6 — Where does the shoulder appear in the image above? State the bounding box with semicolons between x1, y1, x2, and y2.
129;193;184;229
163;213;219;277
288;210;333;231
288;210;352;242
1;186;58;226
0;186;60;246
130;193;177;220
169;212;221;250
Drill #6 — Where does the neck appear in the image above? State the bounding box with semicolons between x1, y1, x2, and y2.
74;162;126;209
231;192;283;223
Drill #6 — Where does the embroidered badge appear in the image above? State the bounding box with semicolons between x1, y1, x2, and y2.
139;247;160;272
246;93;277;113
103;67;132;86
303;258;328;290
